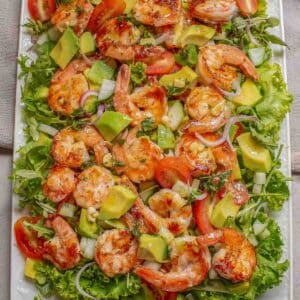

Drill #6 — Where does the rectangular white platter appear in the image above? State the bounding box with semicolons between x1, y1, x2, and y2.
10;0;293;299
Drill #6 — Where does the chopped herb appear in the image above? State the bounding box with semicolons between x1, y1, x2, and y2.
199;170;232;194
23;220;55;239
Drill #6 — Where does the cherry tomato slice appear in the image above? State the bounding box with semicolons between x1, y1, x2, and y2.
154;157;192;188
228;180;250;205
87;0;126;33
193;195;215;234
236;0;258;16
14;216;45;259
28;0;56;22
145;51;176;75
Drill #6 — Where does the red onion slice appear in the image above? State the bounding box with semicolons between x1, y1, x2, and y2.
75;262;97;299
246;25;260;46
80;90;98;107
195;192;209;201
155;32;171;45
216;76;241;98
97;104;105;118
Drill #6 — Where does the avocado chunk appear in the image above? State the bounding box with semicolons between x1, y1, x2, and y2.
35;86;49;99
78;208;99;239
232;79;262;106
98;185;137;220
159;66;198;95
125;0;137;13
232;162;242;180
139;234;168;263
24;258;40;280
80;32;96;55
87;60;114;85
180;24;215;47
83;95;99;114
237;132;272;172
95;111;132;141
50;27;79;69
157;124;175;150
210;193;240;228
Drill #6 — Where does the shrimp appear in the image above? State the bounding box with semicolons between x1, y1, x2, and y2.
48;59;90;116
185;86;231;133
176;133;238;176
96;18;141;60
134;190;192;236
189;0;237;24
135;235;212;292
43;216;81;270
114;64;167;126
42;165;77;203
52;125;109;169
133;0;182;27
95;229;138;277
73;165;114;209
212;228;256;282
51;0;93;36
112;127;163;183
198;44;259;91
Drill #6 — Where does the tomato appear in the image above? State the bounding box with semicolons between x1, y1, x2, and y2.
87;0;126;33
233;122;244;140
145;51;176;75
165;292;178;300
193;195;215;234
14;217;45;259
227;180;250;205
28;0;56;22
154;157;192;188
236;0;258;16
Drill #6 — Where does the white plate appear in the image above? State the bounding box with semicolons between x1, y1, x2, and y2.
10;1;293;299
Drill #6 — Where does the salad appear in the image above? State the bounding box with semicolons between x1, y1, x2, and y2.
13;0;293;299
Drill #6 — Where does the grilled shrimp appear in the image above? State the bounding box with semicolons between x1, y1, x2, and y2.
198;44;259;91
135;235;213;292
95;229;138;277
43;216;81;270
189;0;237;24
185;86;231;133
176;133;238;176
73;165;114;209
51;0;93;36
134;191;192;236
112;127;163;183
133;0;182;27
42;165;77;203
51;126;109;169
48;59;90;116
96;18;141;60
212;228;256;282
114;64;167;126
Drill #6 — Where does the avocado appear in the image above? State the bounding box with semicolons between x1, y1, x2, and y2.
47;26;62;42
157;124;175;150
95;111;132;141
87;60;114;85
78;208;99;239
125;0;137;13
232;79;262;106
80;32;96;55
237;132;272;172
180;24;215;47
83;95;99;114
210;193;240;228
98;185;137;220
139;234;168;263
103;219;127;229
50;27;79;69
159;66;198;94
24;258;40;280
232;162;242;180
35;86;49;99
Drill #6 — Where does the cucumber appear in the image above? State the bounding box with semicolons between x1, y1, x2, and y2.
58;202;77;218
166;101;185;131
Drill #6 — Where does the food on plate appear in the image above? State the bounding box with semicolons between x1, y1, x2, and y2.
13;0;292;298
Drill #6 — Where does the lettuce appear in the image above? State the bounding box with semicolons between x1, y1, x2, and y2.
35;262;142;299
250;63;293;147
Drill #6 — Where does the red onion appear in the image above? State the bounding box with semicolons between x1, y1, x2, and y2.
196;115;257;148
97;104;105;118
195;192;208;201
155;32;171;45
246;25;259;46
80;90;98;107
216;76;241;98
75;262;97;299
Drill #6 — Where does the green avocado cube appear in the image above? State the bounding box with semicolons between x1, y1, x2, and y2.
98;185;137;220
78;208;99;239
50;27;79;69
79;32;96;55
87;61;114;85
157;124;175;150
95;111;132;141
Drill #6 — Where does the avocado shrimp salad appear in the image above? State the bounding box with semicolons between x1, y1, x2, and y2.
13;0;293;299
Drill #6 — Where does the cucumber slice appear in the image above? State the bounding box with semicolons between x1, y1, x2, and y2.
166;101;185;131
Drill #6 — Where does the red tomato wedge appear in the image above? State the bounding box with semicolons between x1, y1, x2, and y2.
165;293;178;300
154;157;191;188
14;217;45;259
236;0;258;16
193;195;216;234
145;51;176;75
87;0;126;33
28;0;56;22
